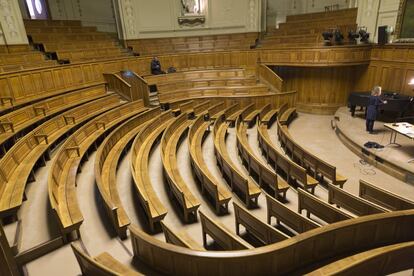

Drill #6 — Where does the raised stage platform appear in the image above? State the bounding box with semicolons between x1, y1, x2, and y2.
334;107;414;184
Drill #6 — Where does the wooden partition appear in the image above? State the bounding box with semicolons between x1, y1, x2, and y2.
258;64;283;92
103;73;132;101
161;92;297;111
119;71;150;105
0;224;19;276
260;46;371;67
354;44;414;96
130;209;414;275
273;64;364;114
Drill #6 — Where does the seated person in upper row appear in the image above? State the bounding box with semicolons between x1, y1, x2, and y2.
151;56;165;75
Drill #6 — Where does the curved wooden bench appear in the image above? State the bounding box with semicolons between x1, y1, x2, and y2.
307;241;414;275
0;77;105;116
188;110;231;214
213;113;261;208
208;102;225;120
0;95;121;220
131;111;174;231
129;210;414;275
359;180;414;211
328;184;389;216
278;103;297;125
174;100;211;118
266;194;320;234
298;188;353;223
0;83;107;155
157;77;257;94
224;103;242;123
161;221;205;251
277;119;347;188
257;123;318;193
161;113;201;222
199;210;253;250
95;107;161;239
71;243;141;276
240;103;260;126
236;116;290;199
158;86;272;103
49;101;146;242
258;104;278;126
144;68;249;85
233;202;289;245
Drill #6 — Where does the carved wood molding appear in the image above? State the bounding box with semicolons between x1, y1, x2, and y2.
395;0;407;39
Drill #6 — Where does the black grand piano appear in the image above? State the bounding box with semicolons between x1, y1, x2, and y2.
348;91;414;119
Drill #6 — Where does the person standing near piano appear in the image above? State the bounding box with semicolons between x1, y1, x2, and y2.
366;86;387;134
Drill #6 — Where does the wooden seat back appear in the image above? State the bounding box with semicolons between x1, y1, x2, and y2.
359;180;414;211
277;119;346;187
0;96;120;217
236;116;289;199
307;241;414;276
328;184;389;216
193;100;210;115
95;107;159;238
71;243;141;276
257;123;317;193
233;202;289;245
161;113;200;222
266;194;320;234
213;113;260;207
199;211;253;250
130;110;172;231
298;188;352;223
129;209;414;275
49;100;144;240
188;111;231;214
161;221;205;251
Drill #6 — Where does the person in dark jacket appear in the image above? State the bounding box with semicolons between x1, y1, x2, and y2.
366;86;387;134
151;57;165;75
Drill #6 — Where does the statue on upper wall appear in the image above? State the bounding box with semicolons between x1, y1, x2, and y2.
181;0;200;15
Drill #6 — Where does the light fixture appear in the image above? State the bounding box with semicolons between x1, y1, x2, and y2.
359;28;370;43
409;78;414;86
348;31;359;43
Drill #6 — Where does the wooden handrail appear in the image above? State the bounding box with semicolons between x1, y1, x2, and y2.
130;209;414;275
103;73;132;101
258;64;283;92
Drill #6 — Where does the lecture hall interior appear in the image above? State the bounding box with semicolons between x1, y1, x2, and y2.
1;0;414;275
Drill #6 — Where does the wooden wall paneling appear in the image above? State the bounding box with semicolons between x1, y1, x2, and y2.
274;65;360;114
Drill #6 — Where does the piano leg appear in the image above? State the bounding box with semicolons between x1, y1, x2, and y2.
350;105;356;117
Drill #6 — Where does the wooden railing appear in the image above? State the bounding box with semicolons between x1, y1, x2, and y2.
259;45;372;66
258;64;283;92
119;71;150;106
103;73;132;101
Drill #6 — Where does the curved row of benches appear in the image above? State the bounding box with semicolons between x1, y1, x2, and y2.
277;113;347;188
96;107;163;238
0;83;107;155
188;108;232;214
130;110;174;232
161;113;201;222
235;114;290;199
0;95;121;220
48;100;146;242
257;119;319;193
129;209;414;275
213;111;261;208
